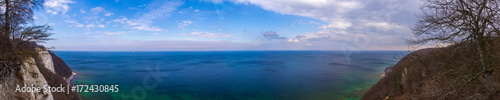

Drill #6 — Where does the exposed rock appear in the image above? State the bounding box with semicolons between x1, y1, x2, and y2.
37;48;55;74
0;58;54;100
38;50;80;100
37;63;79;100
1;49;79;100
67;72;76;84
21;58;54;100
49;52;74;81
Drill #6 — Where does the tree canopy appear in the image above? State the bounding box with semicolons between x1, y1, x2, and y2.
410;0;498;96
0;0;52;79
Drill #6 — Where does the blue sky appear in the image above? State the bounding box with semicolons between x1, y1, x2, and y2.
38;0;422;51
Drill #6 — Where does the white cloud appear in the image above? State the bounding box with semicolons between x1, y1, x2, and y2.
91;7;105;14
63;7;113;30
65;17;107;29
97;24;106;28
80;9;86;13
44;0;74;15
85;25;94;28
104;31;126;35
287;39;299;43
178;20;192;28
86;24;95;28
76;24;85;27
193;9;200;12
184;31;233;38
139;0;183;21
63;20;75;23
90;7;115;17
64;19;86;27
112;0;183;31
319;19;352;30
113;16;163;31
153;33;159;35
209;0;422;50
216;0;362;20
105;13;114;16
363;21;407;32
131;25;163;31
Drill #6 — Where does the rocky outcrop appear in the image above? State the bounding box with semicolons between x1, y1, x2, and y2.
0;58;54;100
36;48;76;84
37;48;55;74
37;49;79;100
0;49;79;100
49;52;75;83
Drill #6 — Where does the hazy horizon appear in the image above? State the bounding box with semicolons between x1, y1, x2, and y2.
50;49;414;52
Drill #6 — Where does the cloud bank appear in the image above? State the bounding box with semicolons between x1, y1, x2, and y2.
208;0;422;50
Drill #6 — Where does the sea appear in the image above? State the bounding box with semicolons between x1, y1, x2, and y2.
53;51;409;100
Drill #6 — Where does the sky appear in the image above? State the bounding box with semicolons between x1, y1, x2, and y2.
36;0;423;51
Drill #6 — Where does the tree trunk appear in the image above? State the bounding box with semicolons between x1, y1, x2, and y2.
476;38;495;94
5;0;9;37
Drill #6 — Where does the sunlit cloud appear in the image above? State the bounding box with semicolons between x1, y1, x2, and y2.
44;0;74;15
178;20;193;28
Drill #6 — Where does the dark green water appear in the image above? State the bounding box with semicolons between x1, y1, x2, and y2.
54;51;407;100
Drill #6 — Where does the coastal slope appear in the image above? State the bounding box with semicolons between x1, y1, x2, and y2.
362;44;500;99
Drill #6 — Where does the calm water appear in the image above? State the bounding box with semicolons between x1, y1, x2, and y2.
54;51;408;100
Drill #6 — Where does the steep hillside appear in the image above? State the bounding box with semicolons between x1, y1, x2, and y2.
362;43;500;99
0;48;78;100
36;50;79;100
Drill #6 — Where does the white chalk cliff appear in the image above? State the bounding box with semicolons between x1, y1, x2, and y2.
0;49;77;100
38;48;55;74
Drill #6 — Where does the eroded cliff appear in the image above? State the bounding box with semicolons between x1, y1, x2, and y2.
0;49;78;100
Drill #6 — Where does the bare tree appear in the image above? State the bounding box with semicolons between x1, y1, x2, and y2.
0;0;49;50
0;0;52;79
409;0;499;95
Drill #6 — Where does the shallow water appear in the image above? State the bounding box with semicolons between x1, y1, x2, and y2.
54;51;408;100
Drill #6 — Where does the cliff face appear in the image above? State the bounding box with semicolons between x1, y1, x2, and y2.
38;49;55;74
0;57;54;100
362;45;500;99
49;52;76;82
0;49;78;100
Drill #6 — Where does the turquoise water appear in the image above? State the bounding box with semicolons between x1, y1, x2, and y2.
54;51;407;100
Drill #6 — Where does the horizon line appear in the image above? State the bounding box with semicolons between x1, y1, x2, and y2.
51;49;414;52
